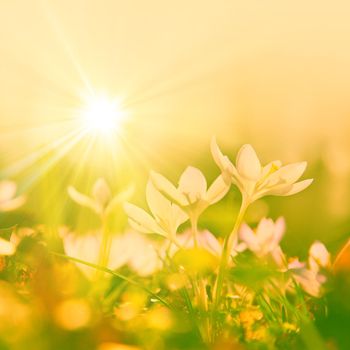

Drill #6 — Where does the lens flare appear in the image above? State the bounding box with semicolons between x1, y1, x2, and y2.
80;94;125;135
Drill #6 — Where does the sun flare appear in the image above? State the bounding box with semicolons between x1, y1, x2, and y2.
80;94;125;135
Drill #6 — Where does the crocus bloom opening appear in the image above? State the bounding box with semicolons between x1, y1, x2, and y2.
150;166;230;217
68;178;134;216
211;137;313;204
238;217;286;260
124;180;188;239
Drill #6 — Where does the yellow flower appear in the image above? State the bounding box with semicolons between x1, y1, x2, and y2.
0;180;26;212
150;166;230;216
68;178;133;216
124;180;188;238
211;138;313;204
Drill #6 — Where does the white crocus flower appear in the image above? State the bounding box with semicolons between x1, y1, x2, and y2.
68;178;134;217
124;181;188;239
124;231;163;276
0;180;26;212
61;229;162;278
150;166;230;217
288;259;322;297
287;241;330;298
211;138;313;204
308;241;330;272
238;217;286;261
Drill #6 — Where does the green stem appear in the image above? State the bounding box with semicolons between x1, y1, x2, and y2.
211;197;249;339
51;251;172;309
190;214;199;248
190;214;210;343
96;214;112;280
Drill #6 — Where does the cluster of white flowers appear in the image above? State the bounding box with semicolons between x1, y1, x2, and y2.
61;229;162;277
237;217;330;297
287;241;331;297
2;138;327;300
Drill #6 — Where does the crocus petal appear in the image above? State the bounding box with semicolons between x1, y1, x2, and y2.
0;237;16;256
271;246;285;267
62;232;100;278
288;258;306;270
210;137;235;174
267;162;307;186
0;181;17;202
309;241;330;269
197;230;222;256
68;186;101;214
239;223;260;251
92;178;111;208
146;180;172;221
280;179;313;196
206;175;230;204
0;195;26;212
105;185;135;215
256;218;274;243
256;183;294;199
260;161;282;182
294;269;322;297
178;166;207;202
108;235;131;270
272;217;286;246
128;238;161;276
236;144;261;180
171;204;188;231
123;203;166;236
150;171;187;206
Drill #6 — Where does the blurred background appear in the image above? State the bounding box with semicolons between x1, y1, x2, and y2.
0;0;349;258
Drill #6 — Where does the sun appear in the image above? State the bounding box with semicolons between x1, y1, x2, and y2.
80;94;125;135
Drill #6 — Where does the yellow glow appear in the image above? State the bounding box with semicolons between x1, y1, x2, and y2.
80;94;124;135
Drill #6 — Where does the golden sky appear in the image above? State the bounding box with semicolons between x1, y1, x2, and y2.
0;0;350;165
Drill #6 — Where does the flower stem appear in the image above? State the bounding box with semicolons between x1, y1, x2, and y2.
96;214;112;280
189;214;211;343
211;198;249;339
190;214;199;248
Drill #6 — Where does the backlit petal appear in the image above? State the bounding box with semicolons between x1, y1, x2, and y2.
281;179;313;196
0;180;17;202
146;180;171;221
236;144;261;180
0;195;26;212
150;171;187;206
92;178;112;208
210;137;234;174
68;186;101;214
206;175;230;204
123;203;166;236
268;162;307;185
178;166;207;202
105;185;135;215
